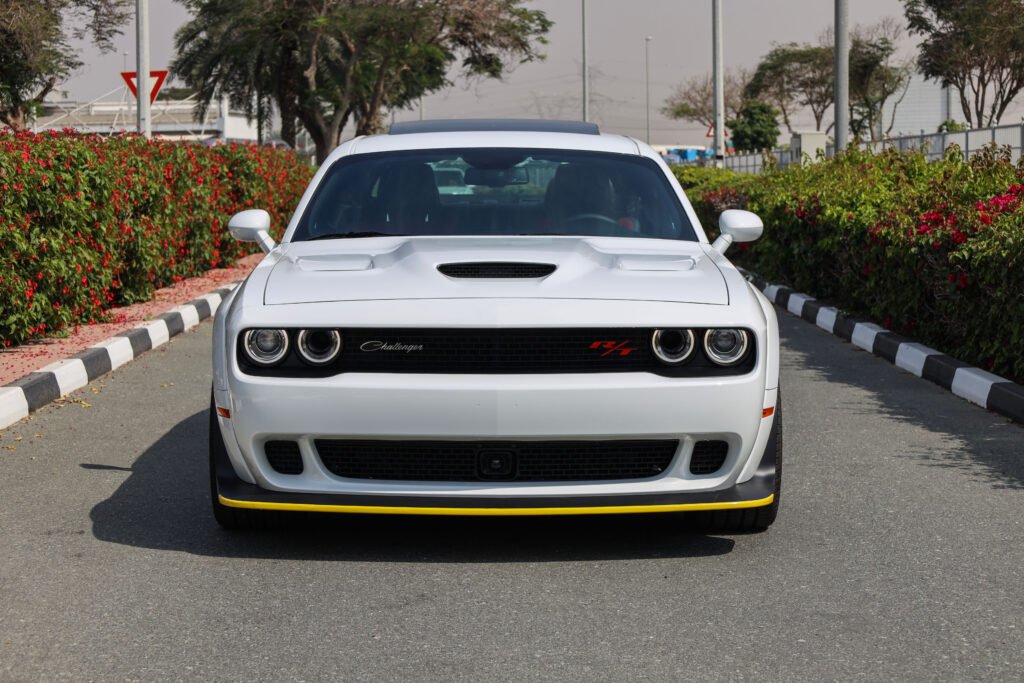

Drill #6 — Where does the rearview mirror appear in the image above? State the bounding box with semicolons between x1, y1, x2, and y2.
228;209;276;253
712;209;763;254
463;167;529;187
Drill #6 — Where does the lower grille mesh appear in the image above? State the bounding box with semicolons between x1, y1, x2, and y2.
315;439;679;482
265;440;303;474
690;440;729;475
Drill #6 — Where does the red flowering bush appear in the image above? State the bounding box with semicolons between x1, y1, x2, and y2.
0;130;313;347
685;145;1024;382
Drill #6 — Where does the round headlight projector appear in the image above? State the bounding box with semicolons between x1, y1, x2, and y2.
243;329;289;366
703;328;749;366
651;328;696;364
296;329;343;365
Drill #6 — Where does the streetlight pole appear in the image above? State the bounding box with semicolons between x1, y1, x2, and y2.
645;36;653;144
834;0;849;152
712;0;724;166
135;0;151;138
581;0;589;122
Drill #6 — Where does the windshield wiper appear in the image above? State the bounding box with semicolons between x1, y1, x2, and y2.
307;231;407;240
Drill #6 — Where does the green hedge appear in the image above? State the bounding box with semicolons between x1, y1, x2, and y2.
680;148;1024;383
0;131;313;347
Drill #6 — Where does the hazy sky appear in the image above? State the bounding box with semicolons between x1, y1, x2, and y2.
64;0;910;145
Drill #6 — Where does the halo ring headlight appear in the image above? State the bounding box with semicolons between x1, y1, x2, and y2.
703;328;750;366
651;328;696;365
296;329;343;365
243;329;289;366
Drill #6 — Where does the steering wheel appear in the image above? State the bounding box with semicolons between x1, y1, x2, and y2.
566;213;620;226
565;213;635;236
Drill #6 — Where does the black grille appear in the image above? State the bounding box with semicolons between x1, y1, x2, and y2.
690;440;729;475
438;262;556;278
265;440;303;474
315;439;679;482
238;328;756;378
344;328;651;374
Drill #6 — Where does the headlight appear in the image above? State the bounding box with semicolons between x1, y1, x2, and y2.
703;328;749;366
243;329;289;366
651;328;696;364
296;329;342;365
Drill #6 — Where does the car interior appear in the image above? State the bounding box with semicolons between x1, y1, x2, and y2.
296;149;696;241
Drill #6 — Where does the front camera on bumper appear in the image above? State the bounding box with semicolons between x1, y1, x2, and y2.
243;329;290;366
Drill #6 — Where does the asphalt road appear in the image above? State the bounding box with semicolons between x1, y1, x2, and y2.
1;312;1022;682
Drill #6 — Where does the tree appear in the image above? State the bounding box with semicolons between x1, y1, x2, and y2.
745;43;834;133
661;67;749;130
847;19;912;141
725;101;780;152
173;0;551;163
905;0;1024;128
0;0;131;130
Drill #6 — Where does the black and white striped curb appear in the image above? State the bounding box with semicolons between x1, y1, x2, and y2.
0;284;238;430
748;275;1024;426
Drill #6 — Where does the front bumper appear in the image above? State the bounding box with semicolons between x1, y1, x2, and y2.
215;369;778;515
213;428;777;516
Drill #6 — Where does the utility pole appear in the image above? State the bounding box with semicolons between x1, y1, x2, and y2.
135;0;151;138
645;36;653;144
834;0;849;152
712;0;724;166
581;0;589;122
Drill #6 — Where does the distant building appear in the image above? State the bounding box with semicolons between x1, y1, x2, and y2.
882;74;959;137
32;94;259;143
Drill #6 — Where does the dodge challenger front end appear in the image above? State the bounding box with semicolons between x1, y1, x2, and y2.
210;120;781;532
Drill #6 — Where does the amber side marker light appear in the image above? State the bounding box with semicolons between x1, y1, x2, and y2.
762;406;775;418
216;406;231;418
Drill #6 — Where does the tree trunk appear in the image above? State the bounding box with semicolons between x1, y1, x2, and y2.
276;35;299;148
0;108;28;132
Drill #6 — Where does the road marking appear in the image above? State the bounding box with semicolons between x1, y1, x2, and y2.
141;320;170;348
787;293;813;316
174;305;201;331
35;359;89;396
951;367;1003;407
91;337;135;370
0;388;29;429
815;307;838;333
851;323;885;352
895;343;940;377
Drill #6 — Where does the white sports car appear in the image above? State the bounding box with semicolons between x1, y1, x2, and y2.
210;120;781;532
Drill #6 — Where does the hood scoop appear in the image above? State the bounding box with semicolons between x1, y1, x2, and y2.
294;254;374;272
616;255;696;272
437;262;557;279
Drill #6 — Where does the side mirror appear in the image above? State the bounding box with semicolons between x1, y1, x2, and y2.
228;209;276;254
712;209;763;254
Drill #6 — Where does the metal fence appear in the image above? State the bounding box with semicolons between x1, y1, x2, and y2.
720;123;1024;174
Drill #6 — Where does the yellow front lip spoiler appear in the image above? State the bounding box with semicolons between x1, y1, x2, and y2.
219;494;774;517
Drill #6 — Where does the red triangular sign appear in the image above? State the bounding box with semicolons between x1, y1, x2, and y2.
705;124;731;138
121;70;168;105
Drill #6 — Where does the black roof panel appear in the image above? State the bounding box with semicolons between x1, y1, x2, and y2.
388;119;600;136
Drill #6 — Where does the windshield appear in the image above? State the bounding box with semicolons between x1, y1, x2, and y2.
292;148;698;242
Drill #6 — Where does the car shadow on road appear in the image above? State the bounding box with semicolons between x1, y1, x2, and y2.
89;410;737;561
778;314;1024;490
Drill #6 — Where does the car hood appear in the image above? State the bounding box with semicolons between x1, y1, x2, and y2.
262;236;729;306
